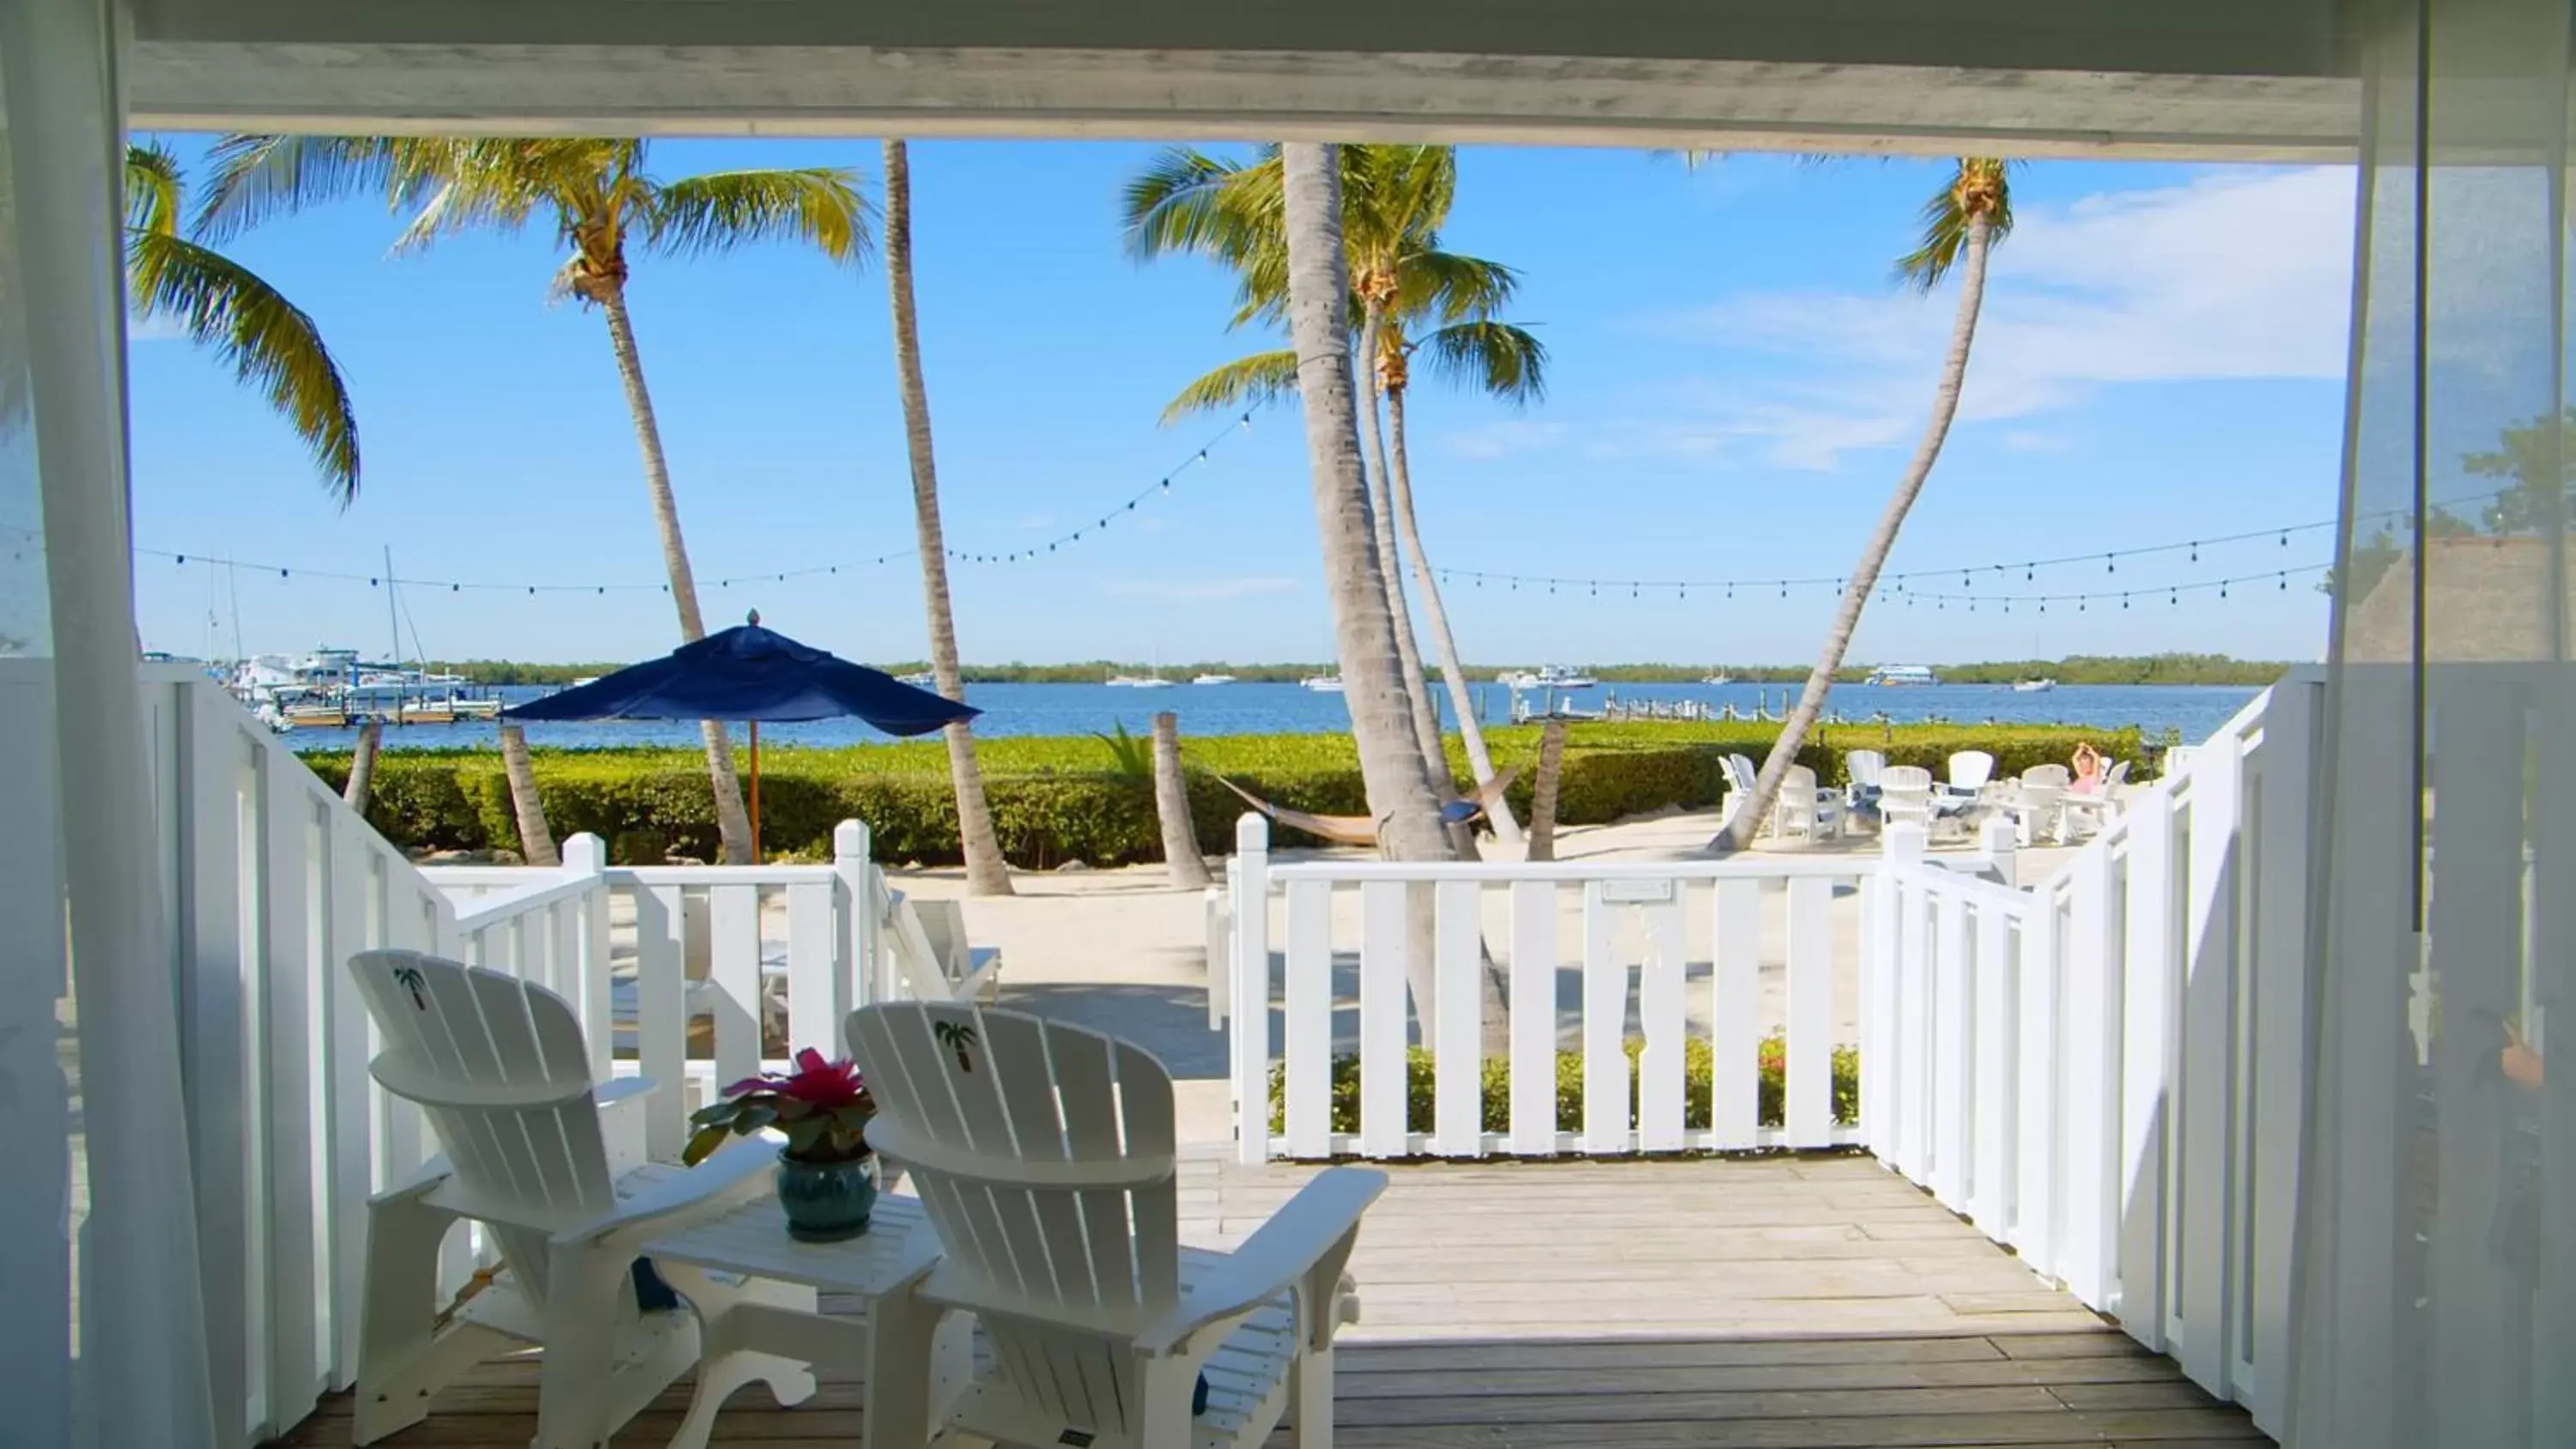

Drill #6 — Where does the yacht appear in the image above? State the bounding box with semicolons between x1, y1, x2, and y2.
2012;677;2057;694
1299;674;1346;693
895;670;939;688
1498;664;1599;690
1190;673;1237;685
1863;664;1940;687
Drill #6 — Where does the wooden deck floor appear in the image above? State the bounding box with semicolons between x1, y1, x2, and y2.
273;1153;2267;1447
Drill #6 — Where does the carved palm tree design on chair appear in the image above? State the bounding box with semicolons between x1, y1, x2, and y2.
931;1020;977;1073
390;963;428;1010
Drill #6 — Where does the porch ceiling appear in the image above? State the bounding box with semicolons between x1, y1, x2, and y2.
127;0;2363;160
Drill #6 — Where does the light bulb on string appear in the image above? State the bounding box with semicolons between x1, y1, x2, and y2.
2279;572;2287;590
2221;582;2229;599
2280;532;2289;548
2190;542;2200;562
2106;555;2116;574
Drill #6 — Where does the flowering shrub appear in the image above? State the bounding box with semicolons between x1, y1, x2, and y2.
684;1047;876;1165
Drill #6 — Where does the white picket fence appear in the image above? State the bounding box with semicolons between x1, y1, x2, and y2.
1221;675;2324;1439
143;670;905;1447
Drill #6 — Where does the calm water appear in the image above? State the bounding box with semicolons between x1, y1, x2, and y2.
282;680;2266;754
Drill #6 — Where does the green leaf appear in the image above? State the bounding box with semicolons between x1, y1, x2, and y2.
782;1118;828;1155
682;1125;732;1167
689;1100;738;1125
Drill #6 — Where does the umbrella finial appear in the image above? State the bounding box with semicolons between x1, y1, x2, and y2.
747;609;761;627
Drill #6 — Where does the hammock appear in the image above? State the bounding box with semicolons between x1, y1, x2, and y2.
1215;767;1521;849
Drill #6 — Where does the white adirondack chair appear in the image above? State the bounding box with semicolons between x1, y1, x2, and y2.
2060;759;2131;838
347;949;815;1449
1878;765;1935;833
1770;764;1843;845
878;871;1005;1003
1943;750;1996;802
2014;765;2071;845
1718;752;1762;835
847;1002;1388;1449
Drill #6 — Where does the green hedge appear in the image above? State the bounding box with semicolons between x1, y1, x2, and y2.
302;720;2142;867
1266;1038;1862;1142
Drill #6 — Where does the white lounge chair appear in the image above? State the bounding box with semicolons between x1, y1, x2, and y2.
1878;765;1935;834
1717;752;1763;836
848;1002;1387;1449
346;949;815;1449
2015;765;2071;845
1771;764;1844;845
1943;750;1996;802
884;888;1005;1003
2060;759;2131;839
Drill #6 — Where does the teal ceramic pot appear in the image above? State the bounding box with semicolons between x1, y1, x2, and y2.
775;1150;878;1241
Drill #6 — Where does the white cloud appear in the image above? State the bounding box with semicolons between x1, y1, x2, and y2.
1640;167;2356;470
1099;575;1298;603
1443;419;1566;460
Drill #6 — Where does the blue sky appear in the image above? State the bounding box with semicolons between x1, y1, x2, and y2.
127;140;2354;667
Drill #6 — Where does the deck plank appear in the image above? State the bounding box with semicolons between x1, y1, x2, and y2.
266;1153;2264;1447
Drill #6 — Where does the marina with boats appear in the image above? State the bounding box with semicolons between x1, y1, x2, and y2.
225;646;505;731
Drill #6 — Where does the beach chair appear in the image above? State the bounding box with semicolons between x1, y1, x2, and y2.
1878;765;1935;834
885;889;1005;1003
847;1003;1387;1449
1843;749;1886;828
2060;759;2131;839
345;949;813;1449
2015;765;2071;845
1771;764;1844;845
1718;752;1763;835
1942;750;1996;804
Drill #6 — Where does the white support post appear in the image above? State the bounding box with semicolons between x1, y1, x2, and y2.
2179;733;2243;1391
1869;823;1925;1160
2245;680;2313;1437
561;834;611;1082
1229;815;1271;1165
1980;815;2019;888
831;821;877;1016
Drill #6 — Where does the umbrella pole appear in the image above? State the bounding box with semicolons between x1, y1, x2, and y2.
748;720;762;865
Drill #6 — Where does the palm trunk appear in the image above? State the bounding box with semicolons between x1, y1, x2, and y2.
1285;146;1455;1022
1721;213;1992;852
596;282;756;864
1151;710;1212;890
1356;299;1447;781
1282;146;1452;864
342;717;381;812
498;723;559;867
1526;718;1570;862
884;139;1013;895
1388;387;1520;845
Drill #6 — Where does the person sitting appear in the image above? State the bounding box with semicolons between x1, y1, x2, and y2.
2070;742;2107;795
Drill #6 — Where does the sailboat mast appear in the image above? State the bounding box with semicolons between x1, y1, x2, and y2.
384;545;404;668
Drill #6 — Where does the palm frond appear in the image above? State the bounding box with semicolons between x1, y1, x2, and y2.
127;229;359;500
644;167;874;264
125;142;185;236
1419;321;1547;407
1395;249;1519;325
1895;157;2014;293
1161;349;1299;424
193;135;423;240
1120;146;1277;264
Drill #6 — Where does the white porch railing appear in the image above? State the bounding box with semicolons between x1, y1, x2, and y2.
145;670;913;1447
1219;674;2324;1439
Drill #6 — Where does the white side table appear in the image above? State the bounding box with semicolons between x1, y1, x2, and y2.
643;1192;969;1449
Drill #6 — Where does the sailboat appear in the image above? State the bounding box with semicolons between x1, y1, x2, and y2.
1106;646;1177;688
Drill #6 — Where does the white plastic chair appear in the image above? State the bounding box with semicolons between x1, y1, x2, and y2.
848;1002;1387;1449
2060;759;2131;839
347;949;813;1449
1771;764;1844;845
2014;767;2070;846
1718;752;1763;835
1878;764;1935;834
1944;750;1996;799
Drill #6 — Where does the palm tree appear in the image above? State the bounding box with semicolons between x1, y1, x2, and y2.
1720;158;2014;852
122;142;359;500
197;137;872;864
1275;144;1456;873
881;140;1012;895
1124;144;1540;842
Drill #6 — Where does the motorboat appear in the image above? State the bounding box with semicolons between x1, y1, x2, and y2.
1190;673;1237;685
2012;677;2057;693
1863;664;1940;687
1299;675;1346;693
1498;664;1598;690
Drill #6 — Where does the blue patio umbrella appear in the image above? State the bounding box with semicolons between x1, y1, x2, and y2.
505;612;976;859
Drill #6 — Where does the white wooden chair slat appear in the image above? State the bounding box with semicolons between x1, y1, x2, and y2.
850;1003;1383;1449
